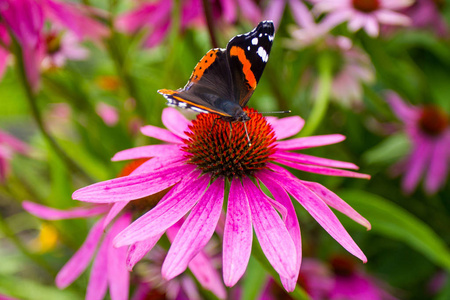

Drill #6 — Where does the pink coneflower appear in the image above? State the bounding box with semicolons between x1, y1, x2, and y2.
23;159;225;299
116;0;261;48
403;0;449;37
73;107;370;291
41;30;89;69
96;102;119;127
0;130;29;183
309;0;413;37
387;92;450;195
0;0;107;90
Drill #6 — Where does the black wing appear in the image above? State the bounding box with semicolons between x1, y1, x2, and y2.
226;20;274;107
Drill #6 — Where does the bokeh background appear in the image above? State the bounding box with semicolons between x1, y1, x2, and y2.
0;0;449;299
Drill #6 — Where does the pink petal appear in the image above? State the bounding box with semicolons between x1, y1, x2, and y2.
243;177;298;280
425;135;449;194
264;171;367;262
276;134;346;150
363;15;379;37
219;0;236;23
347;13;365;32
113;172;209;247
111;144;183;161
0;130;29;154
126;234;164;271
107;214;131;300
375;9;411;26
144;18;171;48
257;172;302;292
300;180;371;229
289;0;315;29
22;201;108;220
223;179;253;287
236;0;261;24
140;125;183;144
161;108;191;140
56;217;105;288
274;151;359;170
86;229;108;300
73;164;194;203
402;140;432;194
277;159;371;179
115;3;158;33
386;92;418;124
162;178;224;279
130;156;186;175
103;202;128;229
264;0;285;29
270;116;305;140
189;251;227;299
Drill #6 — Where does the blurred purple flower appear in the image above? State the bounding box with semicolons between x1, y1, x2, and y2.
0;130;29;183
116;0;261;48
259;257;395;300
73;107;370;291
0;0;107;90
41;30;89;69
387;92;450;194
309;0;413;37
96;102;119;127
403;0;449;37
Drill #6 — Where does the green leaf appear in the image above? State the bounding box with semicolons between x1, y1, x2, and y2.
340;190;450;271
362;133;410;165
0;275;81;300
242;257;268;300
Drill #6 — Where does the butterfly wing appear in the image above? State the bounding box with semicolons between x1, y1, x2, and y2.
226;20;274;107
158;48;235;117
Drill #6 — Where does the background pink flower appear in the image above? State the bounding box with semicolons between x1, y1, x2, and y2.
0;130;29;183
387;92;450;194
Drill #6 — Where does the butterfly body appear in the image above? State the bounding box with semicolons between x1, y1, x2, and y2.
158;20;274;122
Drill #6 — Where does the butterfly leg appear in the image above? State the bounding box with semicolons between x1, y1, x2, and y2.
228;122;233;141
208;117;221;139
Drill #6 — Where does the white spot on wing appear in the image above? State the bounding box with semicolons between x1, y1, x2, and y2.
247;46;250;51
251;37;258;45
268;35;274;41
257;46;268;62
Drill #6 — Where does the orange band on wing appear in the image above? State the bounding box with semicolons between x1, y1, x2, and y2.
229;46;256;89
158;89;176;95
189;49;219;83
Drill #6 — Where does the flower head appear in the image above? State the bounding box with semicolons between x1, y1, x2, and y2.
310;0;413;37
387;92;450;194
73;107;370;291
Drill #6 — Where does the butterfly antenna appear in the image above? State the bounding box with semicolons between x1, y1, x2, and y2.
248;110;291;115
243;122;252;146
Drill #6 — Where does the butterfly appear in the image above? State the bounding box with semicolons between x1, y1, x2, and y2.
158;20;274;123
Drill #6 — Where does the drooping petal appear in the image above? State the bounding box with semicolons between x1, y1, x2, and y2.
162;178;224;279
56;217;105;288
270;116;305;140
289;0;315;29
386;92;418;124
161;108;191;139
424;135;449;194
189;251;227;299
73;163;194;203
111;144;183;161
86;228;108;300
402;140;432;194
363;15;379;37
276;134;346;150
264;0;285;29
243;177;297;280
103;202;128;229
140;125;183;144
375;9;411;26
300;180;371;230
126;233;164;271
223;179;252;287
274;151;359;170
257;172;302;292
277;159;370;179
107;214;131;300
113;171;209;247
263;170;367;262
22;201;108;220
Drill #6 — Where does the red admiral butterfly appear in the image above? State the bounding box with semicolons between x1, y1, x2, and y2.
158;20;274;123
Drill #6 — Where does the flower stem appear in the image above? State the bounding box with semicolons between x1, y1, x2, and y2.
201;0;219;48
106;0;147;118
299;53;332;137
12;40;94;183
